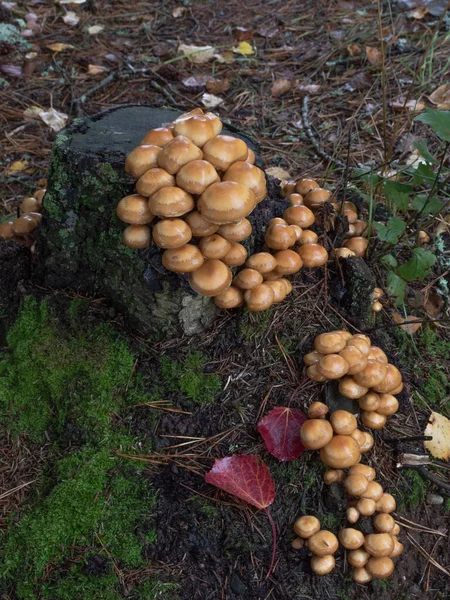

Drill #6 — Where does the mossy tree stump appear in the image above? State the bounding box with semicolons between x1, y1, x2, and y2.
36;105;286;336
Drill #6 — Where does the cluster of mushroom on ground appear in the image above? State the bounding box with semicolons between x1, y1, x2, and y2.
117;108;333;311
292;329;403;582
0;190;45;246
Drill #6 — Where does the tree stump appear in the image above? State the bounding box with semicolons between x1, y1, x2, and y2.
36;105;288;336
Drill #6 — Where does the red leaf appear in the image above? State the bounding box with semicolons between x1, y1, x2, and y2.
205;455;275;509
258;407;307;462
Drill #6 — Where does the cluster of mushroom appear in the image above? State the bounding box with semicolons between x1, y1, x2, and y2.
371;286;384;313
0;189;45;245
292;516;338;575
304;330;401;430
337;199;369;259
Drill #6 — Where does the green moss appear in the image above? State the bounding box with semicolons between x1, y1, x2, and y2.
238;309;272;340
395;470;427;509
41;568;120;600
161;350;221;405
130;579;180;600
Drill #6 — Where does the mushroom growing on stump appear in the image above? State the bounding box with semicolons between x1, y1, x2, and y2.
297;243;328;267
136;168;175;197
176;160;220;195
117;194;154;225
214;286;244;309
189;259;232;296
157;135;203;174
198;182;256;224
140;127;174;147
222;162;267;202
162;244;204;273
149;186;194;218
125;145;162;179
244;284;275;311
202;135;248;171
319;435;361;468
218;218;252;241
122;225;151;248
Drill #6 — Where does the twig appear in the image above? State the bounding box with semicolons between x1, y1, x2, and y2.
406;532;450;577
73;71;118;116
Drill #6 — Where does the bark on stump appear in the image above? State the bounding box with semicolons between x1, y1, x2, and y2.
36;105;287;336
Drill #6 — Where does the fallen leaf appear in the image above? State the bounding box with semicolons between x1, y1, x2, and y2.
265;166;291;180
63;11;80;26
38;107;69;132
46;43;74;52
424;412;450;461
257;25;279;38
87;25;104;35
5;160;29;174
344;71;372;92
233;26;253;41
423;290;444;318
59;0;86;3
436;214;450;236
0;64;22;77
391;96;425;113
271;79;291;97
428;84;450;110
205;78;230;95
178;43;216;64
233;41;254;56
407;6;429;19
172;6;186;18
201;93;223;109
87;64;107;76
25;51;38;60
347;44;362;57
366;46;382;65
297;83;321;94
391;311;422;334
258;407;307;462
23;106;42;120
182;74;214;90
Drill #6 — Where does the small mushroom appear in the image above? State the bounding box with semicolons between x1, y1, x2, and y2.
348;464;376;481
233;268;264;290
204;112;223;136
364;533;394;557
222;242;248;267
281;278;293;295
319;435;361;468
346;507;360;524
198;182;256;224
122;224;151;248
339;377;368;399
353;360;387;388
149;186;194;218
287;193;304;206
346;334;371;355
189;259;232;296
323;469;345;484
371;301;383;312
117;194;154;225
20;196;41;214
359;392;380;412
306;365;327;382
344;208;358;223
125;145;162;179
353;220;368;237
344;474;369;496
348;549;370;568
162;244;204;273
245;148;256;164
307;530;339;556
223;162;267;202
352;566;372;584
390;537;404;558
367;346;388;363
0;221;14;240
214;286;244;309
392;523;401;536
304;188;332;210
373;287;384;300
273;249;303;275
246;252;278;273
365;556;394;579
176;159;220;194
281;181;296;197
157;135;203;174
12;215;38;236
338;346;367;375
290;224;303;241
172;114;216;147
299;419;334;450
351;427;369;448
140;127;174;147
343;237;368;257
316;354;349;380
297;243;328;267
360;410;387;430
377;394;399;416
311;554;335;575
293;515;321;538
33;189;46;202
244;284;275;311
314;332;347;355
199;234;232;260
266;279;287;303
330;410;357;434
291;537;305;550
307;401;329;419
333;247;356;259
264;223;297;250
202;134;248;171
360;432;374;452
361;481;383;501
375;493;396;513
295;178;319;196
283;205;315;228
136;167;175;197
373;513;396;533
152;218;192;248
418;230;430;246
184;211;219;237
339;528;365;550
356;498;376;516
218;218;252;241
298;229;318;245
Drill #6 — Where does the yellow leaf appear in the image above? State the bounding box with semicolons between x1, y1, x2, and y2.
265;167;291;180
424;412;450;461
6;160;29;174
87;64;107;76
233;41;254;56
428;84;450;108
46;43;74;52
391;311;422;334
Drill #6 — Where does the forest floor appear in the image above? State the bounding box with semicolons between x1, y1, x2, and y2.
0;1;450;599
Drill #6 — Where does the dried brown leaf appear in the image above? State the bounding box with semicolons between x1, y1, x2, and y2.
391;96;425;113
46;43;74;52
265;167;291;180
172;6;186;18
347;44;362;57
87;64;107;76
271;79;291;97
408;6;429;19
392;311;422;334
366;46;382;65
424;412;450;461
428;84;450;109
205;78;230;95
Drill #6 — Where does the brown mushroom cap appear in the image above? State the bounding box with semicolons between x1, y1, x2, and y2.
339;346;367;375
218;218;252;242
344;474;369;496
317;355;349;380
291;537;305;550
346;507;361;524
266;279;287;303
222;242;248;267
371;301;383;313
373;287;384;300
152;218;192;248
281;181;296;197
172;108;205;123
141;127;174;147
198;181;256;224
149;186;194;218
306;364;327;382
287;193;304;206
198;234;231;260
295;178;319;196
308;401;329;418
360;432;374;452
344;209;358;224
297;243;328;268
330;410;357;434
189;259;232;296
176;160;220;195
20;196;41;214
273;249;303;275
320;435;361;468
264;223;297;250
202;135;248;171
346;335;371;355
184;211;219;237
162;243;204;273
116;194;154;225
300;419;334;450
315;332;347;355
298;229;318;245
233;268;263;289
356;498;376;516
283;205;315;228
352;566;372;584
365;556;395;578
281;278;293;294
343;237;368;257
11;215;38;236
376;493;396;513
244;284;275;311
339;528;365;550
339;376;368;399
157;135;203;174
367;346;388;363
334;247;356;259
311;554;335;575
323;469;345;484
307;530;339;556
377;394;399;416
293;515;321;538
246;252;277;274
390;537;404;558
125;145;162;179
361;481;384;501
290;224;303;241
33;189;46;202
214;285;244;309
268;217;287;227
352;220;368;236
348;549;370;568
204;112;223;136
136;168;175;197
392;524;401;536
28;212;42;224
122;224;151;248
0;221;14;240
223;162;267;202
334;330;353;341
390;383;403;395
361;410;387;430
353;361;387;388
304;188;332;210
373;514;396;533
172;114;216;147
359;392;380;411
349;464;376;481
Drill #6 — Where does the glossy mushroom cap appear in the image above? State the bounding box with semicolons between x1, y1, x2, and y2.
176;160;220;195
218;218;252;241
304;188;332;210
343;236;368;257
307;530;339;556
311;555;335;575
297;243;328;267
20;196;41;213
377;394;399;415
376;493;396;513
202;135;248;171
298;229;318;245
356;498;376;516
152;218;192;248
117;194;154;225
348;549;370;568
273;249;303;275
222;162;267;202
300;419;333;450
291;537;304;550
344;474;369;496
246;252;277;273
245;148;256;164
390;537;404;558
346;507;361;525
373;514;396;533
368;346;388;363
339;346;367;375
315;332;347;354
287;193;304;206
293;515;321;538
184;211;219;237
319;435;361;468
157;135;203;174
199;234;231;259
268;217;287;226
339;376;368;399
172;114;216;147
364;534;394;558
233;268;263;289
204;112;223;136
330;410;357;434
353;220;367;236
198;182;256;224
162;244;204;273
295;178;319;196
290;225;303;241
308;401;329;419
339;528;365;550
125;145;161;179
360;432;374;452
373;287;384;300
366;557;395;579
33;189;46;202
283;205;315;228
352;567;372;584
0;221;14;240
371;364;402;393
141;127;174;147
323;469;345;484
359;392;380;411
189;259;232;296
348;464;376;481
122;224;150;248
361;411;387;430
353;360;387;388
244;284;274;311
149;186;194;218
306;365;327;382
12;215;38;236
280;278;293;295
266;279;287;303
214;286;244;309
136;168;175;197
304;350;324;366
281;181;296;197
344;208;358;224
264;223;297;250
334;247;356;259
317;355;349;379
173;107;204;123
222;242;248;266
346;335;371;357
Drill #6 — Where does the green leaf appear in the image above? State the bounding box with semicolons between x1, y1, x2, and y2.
381;254;398;269
415;108;450;142
412;162;437;187
397;248;437;281
374;218;406;244
387;272;406;306
411;193;444;215
384;181;411;212
413;140;438;164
